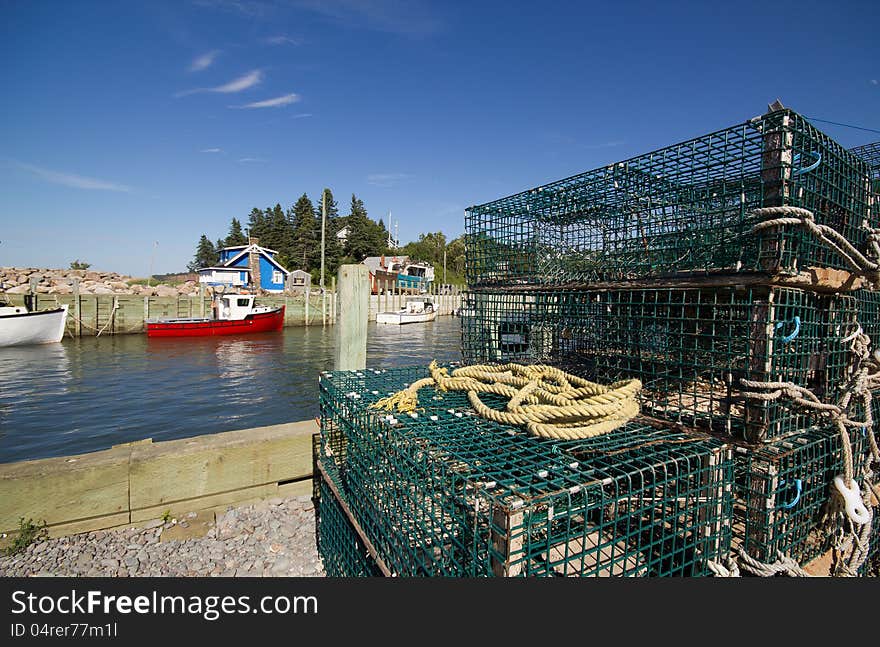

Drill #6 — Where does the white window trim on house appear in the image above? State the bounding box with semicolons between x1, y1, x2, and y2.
272;270;283;284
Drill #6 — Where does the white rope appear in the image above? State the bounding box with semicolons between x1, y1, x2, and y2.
736;549;813;577
750;206;880;285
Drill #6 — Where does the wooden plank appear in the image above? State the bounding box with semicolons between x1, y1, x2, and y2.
0;446;131;534
128;421;316;511
334;264;369;371
132;484;278;523
803;549;834;576
467;269;865;295
491;504;523;577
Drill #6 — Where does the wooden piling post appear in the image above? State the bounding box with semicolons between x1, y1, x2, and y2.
334;265;369;371
305;288;310;326
331;276;336;321
71;278;81;337
199;284;205;317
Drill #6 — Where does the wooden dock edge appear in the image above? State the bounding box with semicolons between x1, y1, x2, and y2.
0;420;318;542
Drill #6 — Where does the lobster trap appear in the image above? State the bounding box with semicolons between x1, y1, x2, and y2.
316;460;385;577
854;288;880;345
318;366;734;577
466;109;874;287
850;141;880;193
733;425;876;572
461;286;860;443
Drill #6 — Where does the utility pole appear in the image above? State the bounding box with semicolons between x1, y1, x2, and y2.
443;247;447;284
148;241;158;287
321;189;327;326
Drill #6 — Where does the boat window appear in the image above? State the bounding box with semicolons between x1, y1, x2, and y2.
237;298;250;307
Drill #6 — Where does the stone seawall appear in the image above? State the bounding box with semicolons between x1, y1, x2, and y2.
1;266;201;297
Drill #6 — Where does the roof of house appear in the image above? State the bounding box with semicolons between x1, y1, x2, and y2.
220;244;280;254
224;244;290;275
363;255;410;267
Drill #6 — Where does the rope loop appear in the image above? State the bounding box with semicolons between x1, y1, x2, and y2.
371;361;641;440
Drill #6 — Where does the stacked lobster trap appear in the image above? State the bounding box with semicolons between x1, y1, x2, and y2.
314;107;880;577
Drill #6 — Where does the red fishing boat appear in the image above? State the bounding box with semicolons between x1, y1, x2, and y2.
145;290;284;338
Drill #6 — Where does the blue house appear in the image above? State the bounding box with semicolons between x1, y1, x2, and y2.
198;238;290;293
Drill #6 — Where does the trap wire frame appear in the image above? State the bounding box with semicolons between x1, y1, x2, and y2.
466;109;874;287
733;424;876;573
318;365;734;577
850;140;880;192
316;458;386;577
461;285;860;443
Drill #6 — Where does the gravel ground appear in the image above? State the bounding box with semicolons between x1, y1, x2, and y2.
0;495;324;577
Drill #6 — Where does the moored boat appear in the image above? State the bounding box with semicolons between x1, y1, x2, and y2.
0;295;69;347
145;291;284;337
377;295;438;325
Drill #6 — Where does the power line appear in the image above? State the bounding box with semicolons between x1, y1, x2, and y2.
804;116;880;136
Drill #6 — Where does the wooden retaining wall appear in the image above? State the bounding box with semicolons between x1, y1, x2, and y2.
0;421;317;539
4;288;463;336
3;292;336;337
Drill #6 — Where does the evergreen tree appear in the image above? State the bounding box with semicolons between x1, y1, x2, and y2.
246;208;266;241
343;194;386;261
188;234;218;271
290;193;318;270
225;217;247;246
256;203;293;269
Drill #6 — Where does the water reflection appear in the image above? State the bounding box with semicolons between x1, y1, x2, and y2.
0;319;462;462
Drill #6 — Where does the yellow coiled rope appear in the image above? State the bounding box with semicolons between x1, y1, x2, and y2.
370;361;642;440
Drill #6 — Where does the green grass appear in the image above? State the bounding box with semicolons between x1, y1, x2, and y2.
3;517;48;556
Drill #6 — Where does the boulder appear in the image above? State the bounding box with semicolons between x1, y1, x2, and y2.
155;286;178;297
91;286;114;295
48;285;73;295
5;284;30;294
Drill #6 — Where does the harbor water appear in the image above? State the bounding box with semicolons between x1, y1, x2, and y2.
0;318;462;463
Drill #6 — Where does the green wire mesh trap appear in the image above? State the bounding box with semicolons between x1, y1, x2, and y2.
318;366;734;577
316;460;385;577
855;288;880;345
466;109;873;287
850;141;880;193
733;425;875;573
461;286;859;443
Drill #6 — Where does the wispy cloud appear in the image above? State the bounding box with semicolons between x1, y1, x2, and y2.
266;35;301;45
232;93;300;109
12;161;131;192
193;0;268;16
292;0;443;37
291;113;313;119
583;140;625;150
200;148;223;153
367;172;412;187
872;79;879;85
190;50;220;72
238;157;266;163
176;69;263;97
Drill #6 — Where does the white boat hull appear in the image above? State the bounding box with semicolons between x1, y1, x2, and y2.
376;310;438;325
0;305;69;347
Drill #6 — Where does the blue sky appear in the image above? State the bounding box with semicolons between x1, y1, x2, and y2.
1;0;877;276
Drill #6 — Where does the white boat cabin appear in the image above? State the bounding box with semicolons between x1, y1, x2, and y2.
214;294;276;321
403;296;437;314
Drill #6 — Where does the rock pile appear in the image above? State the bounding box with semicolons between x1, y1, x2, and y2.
0;267;201;297
0;495;324;578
